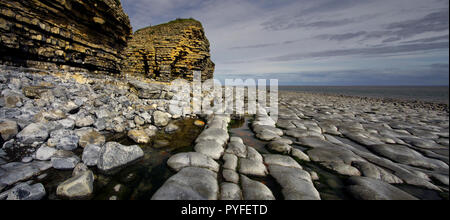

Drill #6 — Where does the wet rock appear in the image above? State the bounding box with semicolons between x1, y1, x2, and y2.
47;129;79;151
253;125;283;136
51;151;80;170
35;145;57;161
246;146;263;162
75;116;95;128
196;128;229;145
153;139;170;149
269;165;320;200
310;171;319;181
134;116;145;126
366;144;449;170
153;111;170;127
82;144;102;167
225;141;247;158
127;129;150;144
78;130;105;148
401;137;441;149
230;137;244;144
291;148;310;162
276;120;296;129
297;136;336;149
0;161;52;186
1;91;22;108
267;140;292;154
152;167;218;200
22;86;50;99
239;158;268;177
0;120;18;141
347;176;418;200
2;183;46;200
194;140;224;160
352;161;403;184
223;169;239;184
255;129;280;141
72;163;89;177
223;153;238;170
220;182;242;200
322;161;361;176
431;173;449;186
16;123;49;145
165;122;179;133
97;142;144;174
240;175;275;200
263;154;302;169
56;170;94;200
167;152;219;172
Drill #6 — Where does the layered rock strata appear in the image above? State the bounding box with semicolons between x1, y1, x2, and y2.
0;0;132;74
123;19;214;82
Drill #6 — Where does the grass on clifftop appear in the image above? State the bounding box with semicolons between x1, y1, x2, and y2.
135;18;202;34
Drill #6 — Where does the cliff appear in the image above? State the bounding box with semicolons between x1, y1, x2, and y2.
0;0;132;74
123;19;214;82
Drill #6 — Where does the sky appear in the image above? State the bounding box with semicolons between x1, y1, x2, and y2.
121;0;449;86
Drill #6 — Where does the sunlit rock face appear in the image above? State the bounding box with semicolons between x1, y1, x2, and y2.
0;0;132;74
123;18;215;82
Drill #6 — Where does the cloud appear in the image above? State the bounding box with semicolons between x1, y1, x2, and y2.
262;14;376;31
316;31;367;41
269;42;449;61
121;0;449;86
403;35;449;44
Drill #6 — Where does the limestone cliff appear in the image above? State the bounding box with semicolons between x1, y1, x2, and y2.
0;0;132;74
123;19;214;82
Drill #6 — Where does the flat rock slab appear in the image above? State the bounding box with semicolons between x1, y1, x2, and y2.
268;165;321;200
225;141;247;158
240;175;275;200
255;130;280;141
0;161;52;187
97;142;144;174
16;123;49;145
239;158;268;177
220;182;242;200
82;144;102;167
152;167;218;200
194;140;225;160
266;140;292;154
167;152;220;172
347;176;418;200
56;170;94;199
0;182;46;200
196;128;229;144
222;153;238;170
366;144;449;170
263;154;302;169
253;125;284;136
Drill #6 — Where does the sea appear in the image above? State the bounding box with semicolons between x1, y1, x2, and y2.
278;86;449;104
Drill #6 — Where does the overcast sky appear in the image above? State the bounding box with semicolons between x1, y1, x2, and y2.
122;0;449;85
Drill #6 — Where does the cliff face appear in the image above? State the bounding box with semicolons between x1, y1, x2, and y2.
123;19;214;82
0;0;132;74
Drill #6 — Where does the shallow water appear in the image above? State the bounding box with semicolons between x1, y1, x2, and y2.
228;116;352;200
39;118;203;200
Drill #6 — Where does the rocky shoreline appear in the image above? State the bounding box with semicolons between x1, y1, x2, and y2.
1;66;449;200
